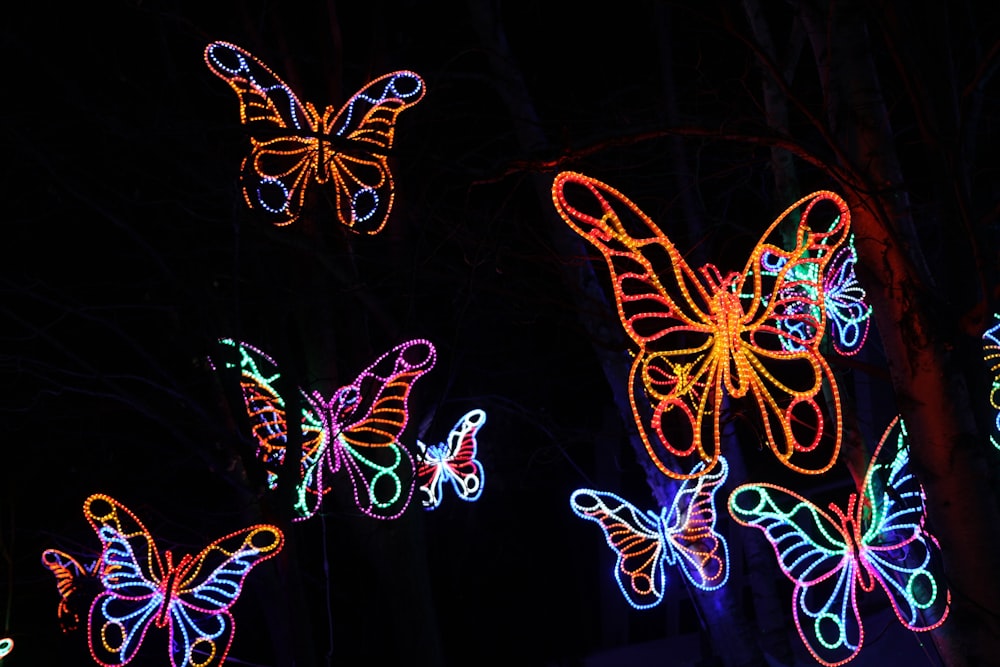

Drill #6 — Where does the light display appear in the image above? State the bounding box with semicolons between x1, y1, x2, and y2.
552;172;849;479
759;233;871;356
727;417;950;666
0;638;11;659
42;548;105;632
982;313;1000;450
569;457;730;609
204;41;425;231
415;409;486;510
211;337;436;520
83;494;284;667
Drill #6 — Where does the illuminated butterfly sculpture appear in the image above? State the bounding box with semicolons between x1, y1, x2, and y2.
569;457;729;609
41;548;107;632
982;313;1000;450
83;493;284;667
551;172;849;479
728;417;950;666
204;40;426;231
0;638;11;659
759;233;871;356
211;337;436;520
415;409;487;510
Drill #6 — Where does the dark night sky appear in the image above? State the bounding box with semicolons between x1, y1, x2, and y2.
2;1;986;666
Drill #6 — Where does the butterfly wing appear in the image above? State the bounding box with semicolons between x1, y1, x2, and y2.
416;409;487;509
570;489;668;609
84;494;167;666
212;339;329;515
168;525;284;667
41;548;102;632
0;638;11;658
316;338;436;519
204;41;325;225
552;173;846;477
320;71;426;233
821;237;871;355
983;314;1000;450
859;417;950;632
728;483;863;666
661;457;729;590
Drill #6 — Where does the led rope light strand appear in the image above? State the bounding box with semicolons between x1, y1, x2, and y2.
204;41;425;231
569;457;730;609
982;313;1000;450
416;409;487;510
552;171;849;478
82;494;284;667
0;638;11;659
211;337;436;521
758;233;871;356
727;417;950;666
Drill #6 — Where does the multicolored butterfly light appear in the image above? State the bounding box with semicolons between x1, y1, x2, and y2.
982;313;1000;450
416;409;487;510
569;456;730;609
41;548;107;632
0;638;11;659
728;417;950;666
204;40;425;231
211;337;436;520
83;493;284;667
552;172;849;479
759;233;871;356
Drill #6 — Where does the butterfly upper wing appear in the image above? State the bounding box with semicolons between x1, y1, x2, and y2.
0;638;10;658
84;494;166;666
313;338;436;520
319;70;425;233
552;172;846;477
570;489;668;609
416;408;487;509
662;457;729;590
859;418;950;632
728;483;863;666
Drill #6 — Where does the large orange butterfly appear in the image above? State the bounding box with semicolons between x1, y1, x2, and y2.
204;41;425;231
552;172;849;478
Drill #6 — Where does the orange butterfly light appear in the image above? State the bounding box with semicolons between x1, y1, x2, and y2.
551;172;849;479
204;41;425;231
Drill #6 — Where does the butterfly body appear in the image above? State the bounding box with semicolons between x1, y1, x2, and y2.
204;41;425;230
569;457;729;609
728;418;949;666
416;409;487;510
552;172;848;478
212;338;436;520
83;494;283;667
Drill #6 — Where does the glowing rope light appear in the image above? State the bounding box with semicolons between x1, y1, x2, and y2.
204;41;425;231
41;548;106;633
552;171;848;478
211;337;436;520
727;417;950;666
982;313;1000;450
416;409;487;510
0;638;11;658
82;494;284;667
569;457;730;609
759;233;871;356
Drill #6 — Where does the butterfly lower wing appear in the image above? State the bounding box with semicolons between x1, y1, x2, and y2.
662;457;729;590
168;608;232;667
570;489;668;609
340;438;416;519
415;440;447;510
861;418;950;631
728;483;863;665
